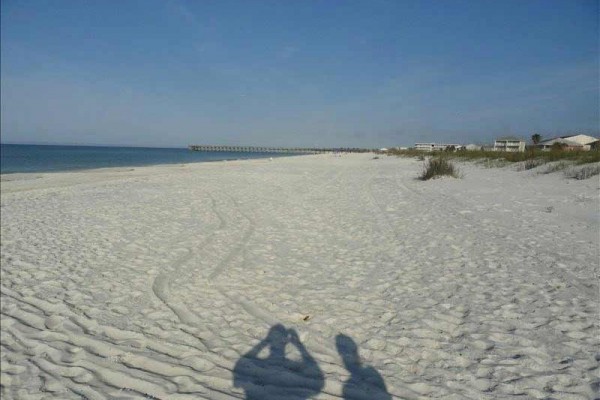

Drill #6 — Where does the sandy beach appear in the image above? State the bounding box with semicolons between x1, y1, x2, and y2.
1;153;598;399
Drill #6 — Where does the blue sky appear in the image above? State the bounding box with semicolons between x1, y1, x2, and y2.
1;0;598;148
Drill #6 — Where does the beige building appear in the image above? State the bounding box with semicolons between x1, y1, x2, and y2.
493;136;526;152
559;134;598;150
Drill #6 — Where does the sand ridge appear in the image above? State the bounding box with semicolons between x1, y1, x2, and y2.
1;154;598;399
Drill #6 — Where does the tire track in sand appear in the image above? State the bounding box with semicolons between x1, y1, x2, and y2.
207;194;342;359
201;174;418;400
152;193;227;325
139;162;412;399
150;191;353;398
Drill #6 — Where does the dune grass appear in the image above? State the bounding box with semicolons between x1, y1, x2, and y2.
420;157;459;180
541;161;573;174
388;148;600;166
522;158;546;170
565;164;600;180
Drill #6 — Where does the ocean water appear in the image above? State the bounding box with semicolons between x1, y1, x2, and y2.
0;144;291;174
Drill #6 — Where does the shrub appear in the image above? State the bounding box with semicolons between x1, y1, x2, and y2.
575;151;600;164
565;164;600;180
387;147;599;164
522;158;546;170
476;158;508;168
542;161;572;174
420;157;459;180
551;142;567;152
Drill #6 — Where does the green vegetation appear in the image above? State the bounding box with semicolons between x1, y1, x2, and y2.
389;147;599;180
419;157;459;180
387;148;600;165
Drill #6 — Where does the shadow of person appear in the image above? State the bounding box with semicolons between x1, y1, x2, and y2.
336;334;391;400
233;324;324;399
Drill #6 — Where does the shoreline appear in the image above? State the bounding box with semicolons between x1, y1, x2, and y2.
0;155;301;177
1;143;307;176
0;153;314;186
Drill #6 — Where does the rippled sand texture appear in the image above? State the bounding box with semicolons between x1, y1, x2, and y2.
1;154;598;399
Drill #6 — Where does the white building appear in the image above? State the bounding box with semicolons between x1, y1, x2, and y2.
493;136;526;152
559;134;598;151
415;143;463;151
536;137;584;151
535;134;598;151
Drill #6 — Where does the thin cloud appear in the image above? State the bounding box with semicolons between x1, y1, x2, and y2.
166;0;199;25
278;46;298;60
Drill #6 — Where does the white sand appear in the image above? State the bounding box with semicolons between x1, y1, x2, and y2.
1;154;598;399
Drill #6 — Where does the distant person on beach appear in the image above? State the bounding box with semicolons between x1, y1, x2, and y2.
233;324;324;400
336;334;391;400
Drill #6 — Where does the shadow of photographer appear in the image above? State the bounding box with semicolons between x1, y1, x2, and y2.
233;325;391;399
233;324;324;400
336;334;391;400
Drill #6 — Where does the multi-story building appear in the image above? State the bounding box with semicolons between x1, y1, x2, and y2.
493;136;526;152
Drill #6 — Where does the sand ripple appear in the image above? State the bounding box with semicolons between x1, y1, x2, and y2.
1;155;598;399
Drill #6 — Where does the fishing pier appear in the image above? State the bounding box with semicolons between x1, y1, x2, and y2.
188;145;372;154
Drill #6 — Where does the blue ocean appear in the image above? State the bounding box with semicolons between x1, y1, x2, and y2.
0;144;290;174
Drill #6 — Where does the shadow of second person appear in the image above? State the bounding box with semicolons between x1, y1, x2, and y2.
233;324;324;400
336;334;392;400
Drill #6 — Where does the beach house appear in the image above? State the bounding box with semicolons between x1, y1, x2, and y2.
536;138;583;151
493;136;526;152
536;135;598;151
560;134;597;150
